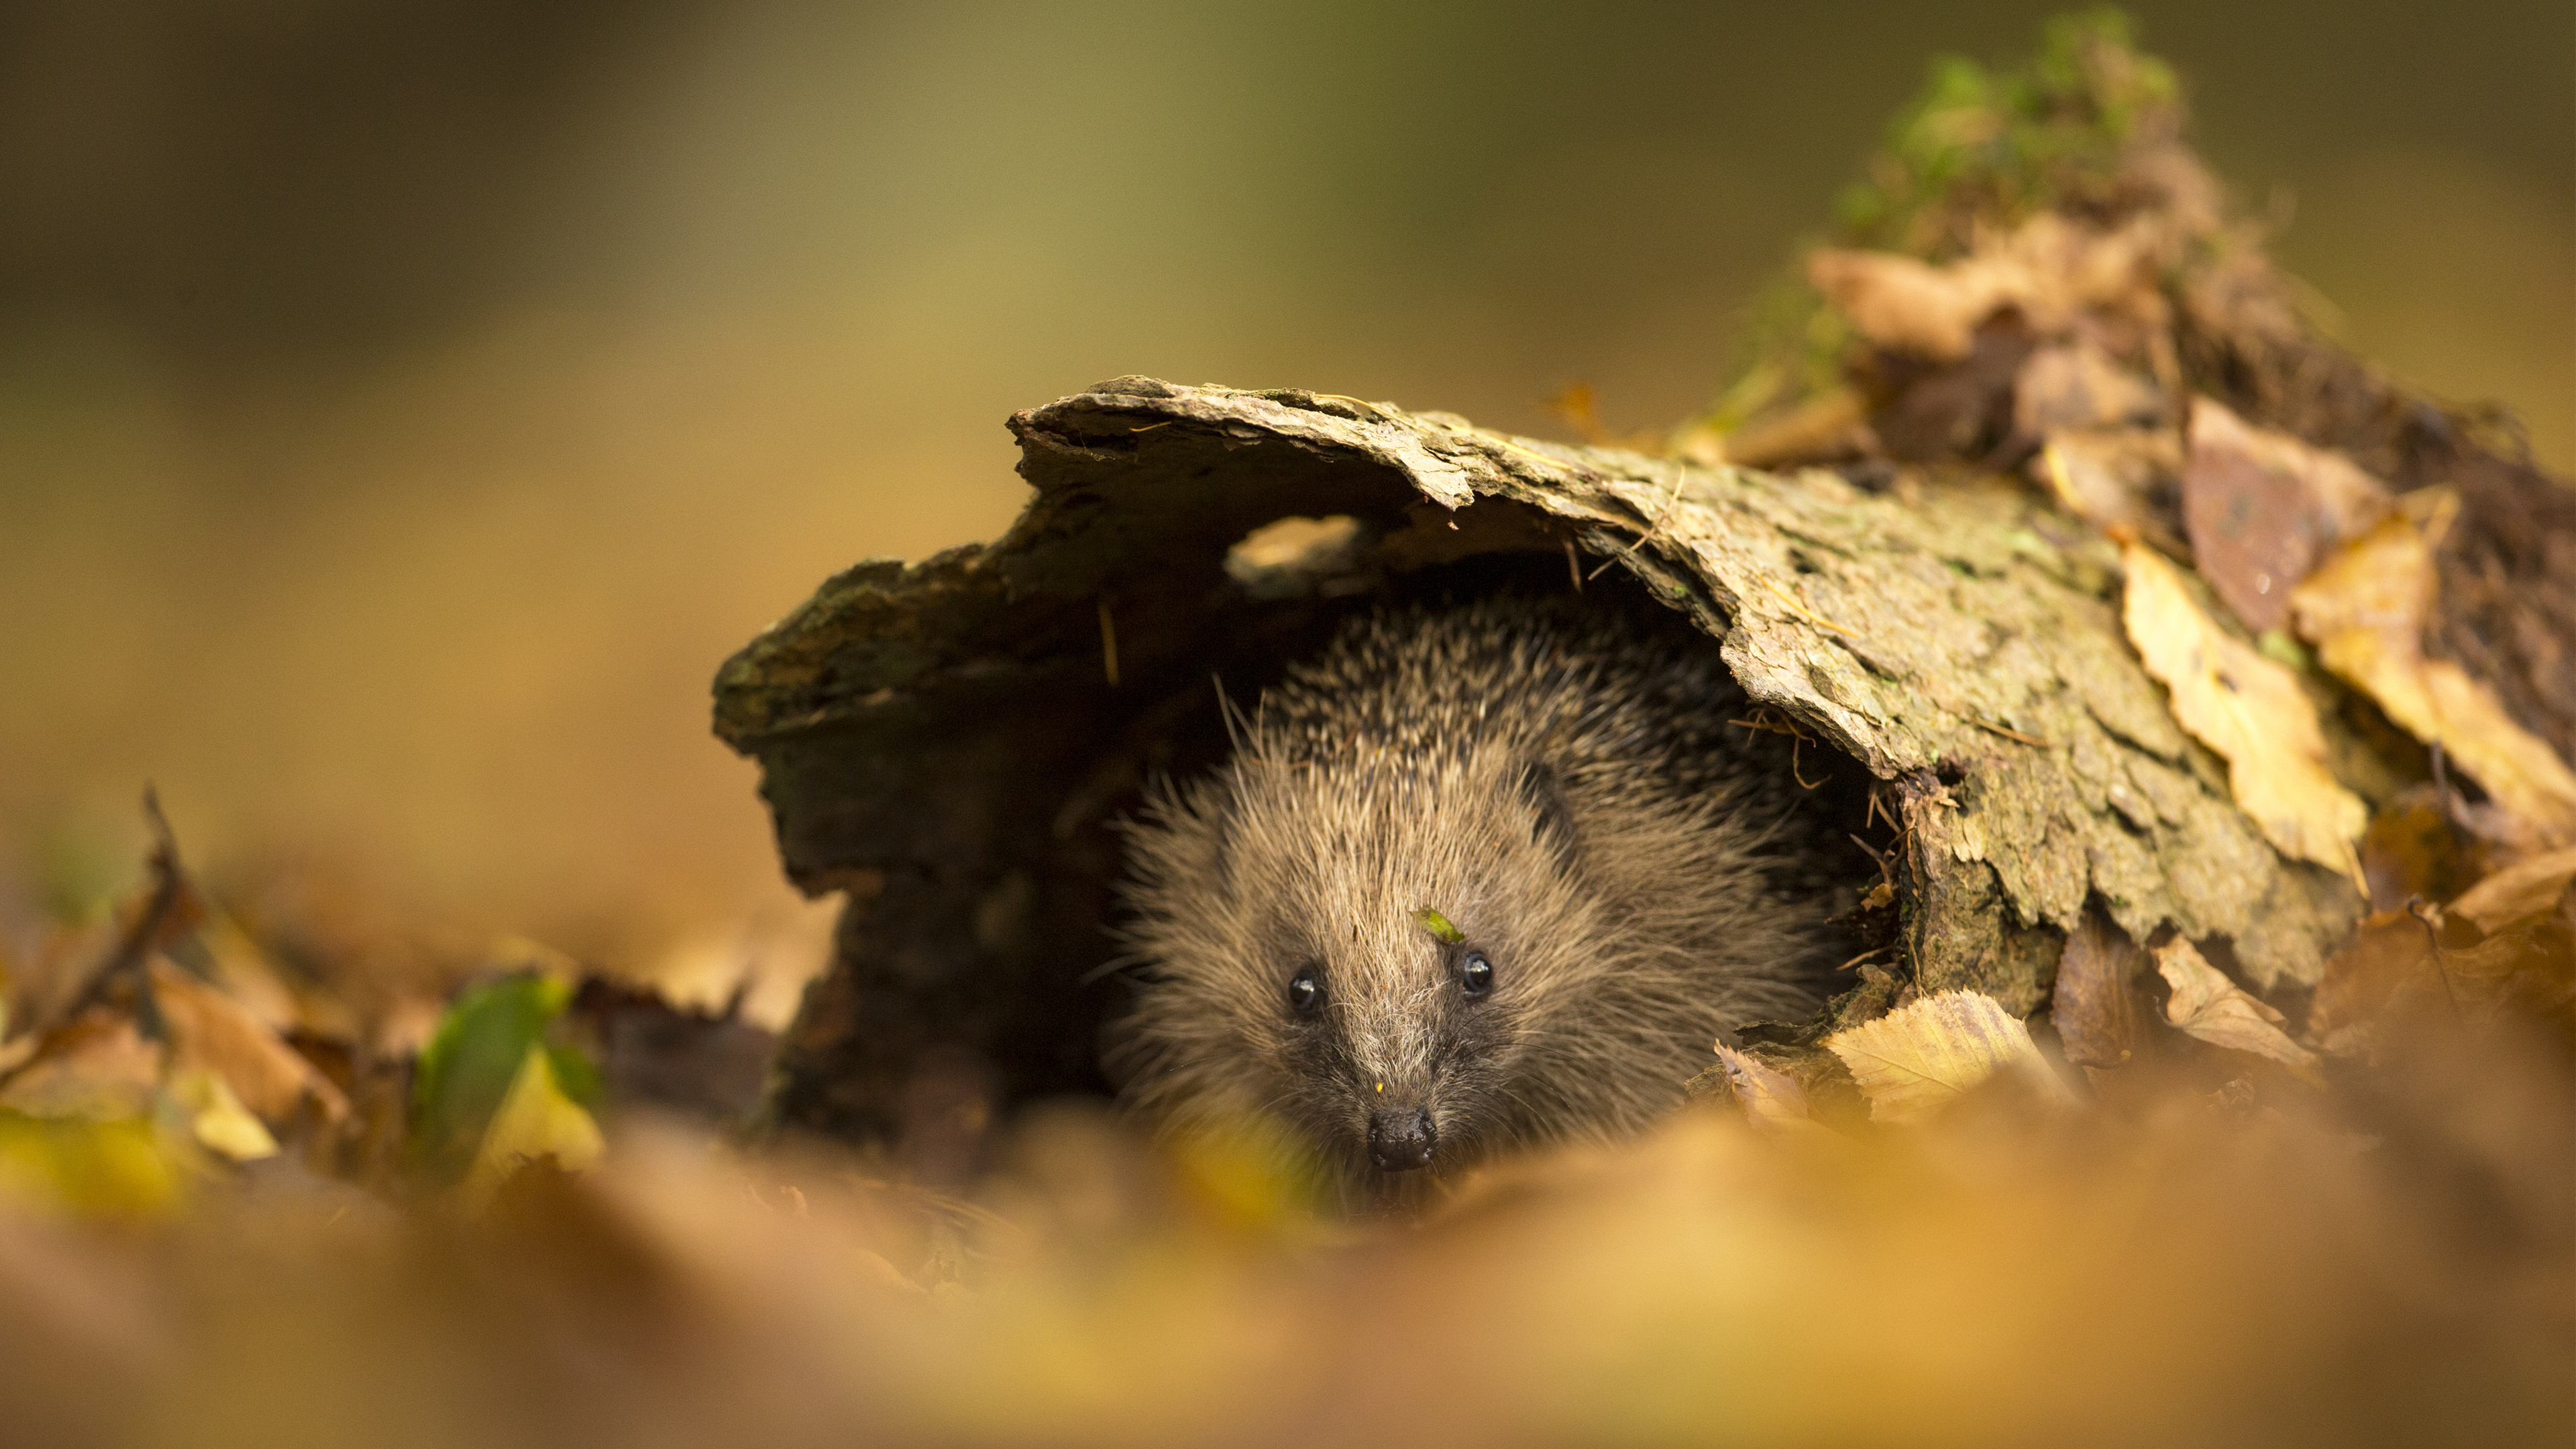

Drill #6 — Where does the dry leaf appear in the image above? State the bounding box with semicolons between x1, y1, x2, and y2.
2037;427;2186;551
149;958;349;1126
2449;847;2576;934
190;912;303;1034
2051;910;2147;1071
2153;939;2318;1073
1809;250;1999;361
2312;908;2573;1046
1711;1044;1817;1136
170;1069;280;1162
2291;515;2576;850
462;1043;606;1210
2180;399;2391;633
2122;541;2366;886
0;1014;159;1120
1823;991;2072;1125
1810;215;2153;363
2015;343;2163;437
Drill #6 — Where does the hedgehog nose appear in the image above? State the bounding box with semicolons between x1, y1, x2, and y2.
1367;1106;1437;1172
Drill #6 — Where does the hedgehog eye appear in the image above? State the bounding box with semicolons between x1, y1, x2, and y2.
1286;967;1324;1016
1460;950;1495;997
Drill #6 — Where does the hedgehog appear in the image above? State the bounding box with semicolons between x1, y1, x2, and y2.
1108;592;1849;1205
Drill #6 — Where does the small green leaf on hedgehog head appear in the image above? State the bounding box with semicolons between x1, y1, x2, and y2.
1414;908;1466;945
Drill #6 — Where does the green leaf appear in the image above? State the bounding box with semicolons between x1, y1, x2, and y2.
409;974;587;1185
1413;908;1465;945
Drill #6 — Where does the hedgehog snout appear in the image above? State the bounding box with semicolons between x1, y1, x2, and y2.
1366;1102;1437;1172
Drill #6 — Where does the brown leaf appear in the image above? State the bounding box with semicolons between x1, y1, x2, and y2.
0;1014;158;1120
1710;1044;1817;1136
1809;215;2157;364
2015;343;2163;438
148;959;349;1126
2291;514;2576;850
1823;990;2073;1126
1809;250;2000;362
2122;541;2367;887
2153;939;2318;1073
2051;910;2147;1071
2181;398;2391;633
2449;846;2576;934
2312;907;2573;1046
2036;427;2188;552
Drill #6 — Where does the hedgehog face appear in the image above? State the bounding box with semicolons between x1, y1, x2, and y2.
1115;749;1597;1197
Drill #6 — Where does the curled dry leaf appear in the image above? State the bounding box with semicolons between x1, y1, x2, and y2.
2153;939;2318;1074
1711;1044;1817;1136
2449;846;2576;934
2290;515;2576;851
2122;541;2366;888
1823;990;2073;1126
2180;399;2391;633
2051;910;2147;1072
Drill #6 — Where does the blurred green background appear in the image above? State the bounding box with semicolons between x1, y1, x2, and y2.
1;1;2567;961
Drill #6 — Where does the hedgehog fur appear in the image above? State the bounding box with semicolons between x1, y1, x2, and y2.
1108;592;1847;1205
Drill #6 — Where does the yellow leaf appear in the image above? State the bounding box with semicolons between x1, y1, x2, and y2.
462;1044;604;1210
2121;541;2365;888
0;1112;182;1218
2449;846;2576;935
2153;939;2318;1073
2290;515;2576;851
1710;1044;1819;1136
170;1069;280;1162
1823;991;2072;1126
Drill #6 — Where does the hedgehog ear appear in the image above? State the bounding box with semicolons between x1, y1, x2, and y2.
1515;760;1578;871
